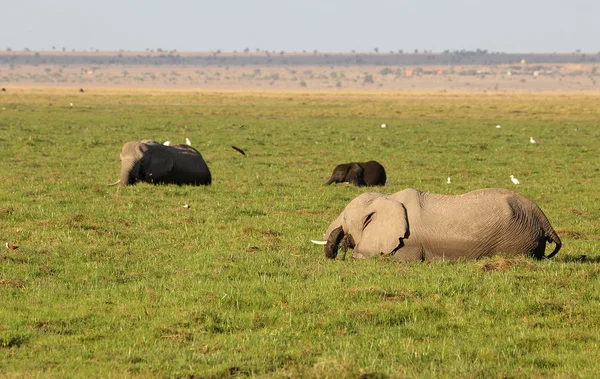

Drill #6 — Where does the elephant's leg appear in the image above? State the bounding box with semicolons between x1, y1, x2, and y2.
531;238;547;260
392;246;425;262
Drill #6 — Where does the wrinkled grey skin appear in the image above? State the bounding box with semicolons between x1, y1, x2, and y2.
324;188;561;261
119;140;211;186
325;161;386;186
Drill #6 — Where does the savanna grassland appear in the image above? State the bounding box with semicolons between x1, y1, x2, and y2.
1;88;600;377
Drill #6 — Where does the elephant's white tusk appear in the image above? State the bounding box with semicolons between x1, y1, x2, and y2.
311;240;327;245
107;179;121;186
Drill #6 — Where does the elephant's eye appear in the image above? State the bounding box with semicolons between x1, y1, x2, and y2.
363;212;375;229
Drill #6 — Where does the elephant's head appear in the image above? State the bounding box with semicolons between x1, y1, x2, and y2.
325;163;365;186
119;140;173;186
324;193;409;259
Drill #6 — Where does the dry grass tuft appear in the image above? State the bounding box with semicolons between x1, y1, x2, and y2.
480;256;537;272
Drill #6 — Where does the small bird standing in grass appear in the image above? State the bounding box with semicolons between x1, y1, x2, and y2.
6;242;18;250
510;175;520;185
447;177;451;184
530;136;536;144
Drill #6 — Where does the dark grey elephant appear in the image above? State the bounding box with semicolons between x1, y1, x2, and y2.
325;161;386;186
114;140;211;186
323;188;561;261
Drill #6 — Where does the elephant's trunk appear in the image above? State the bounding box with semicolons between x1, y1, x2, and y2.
120;159;141;186
325;226;345;259
545;229;562;259
324;177;334;185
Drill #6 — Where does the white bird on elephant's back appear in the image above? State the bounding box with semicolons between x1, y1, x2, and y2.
185;138;191;146
163;141;171;146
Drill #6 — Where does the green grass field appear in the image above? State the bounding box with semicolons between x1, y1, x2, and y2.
1;88;600;377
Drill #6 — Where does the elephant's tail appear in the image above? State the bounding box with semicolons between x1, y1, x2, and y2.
545;229;562;259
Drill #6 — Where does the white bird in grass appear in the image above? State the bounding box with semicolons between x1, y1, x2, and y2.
530;136;536;144
69;102;73;108
496;125;501;128
163;141;171;146
185;138;191;146
447;177;451;184
381;123;387;128
510;175;520;185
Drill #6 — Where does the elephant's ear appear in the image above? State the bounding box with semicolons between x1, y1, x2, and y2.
147;149;174;180
354;197;408;257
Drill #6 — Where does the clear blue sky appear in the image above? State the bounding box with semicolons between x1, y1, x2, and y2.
4;0;599;53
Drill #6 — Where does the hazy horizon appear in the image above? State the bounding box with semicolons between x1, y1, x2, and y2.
5;0;599;54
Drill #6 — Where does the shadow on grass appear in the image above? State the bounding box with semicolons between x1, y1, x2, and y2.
1;334;29;348
558;255;600;264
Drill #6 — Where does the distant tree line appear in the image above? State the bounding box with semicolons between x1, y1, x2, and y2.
1;50;599;67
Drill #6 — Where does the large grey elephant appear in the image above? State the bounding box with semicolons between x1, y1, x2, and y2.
323;188;561;261
325;161;386;186
115;140;211;186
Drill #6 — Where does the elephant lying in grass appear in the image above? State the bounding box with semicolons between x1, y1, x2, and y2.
325;161;386;186
323;188;562;261
112;140;211;186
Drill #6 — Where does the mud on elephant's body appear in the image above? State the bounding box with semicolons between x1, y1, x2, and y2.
325;161;386;186
324;188;561;261
118;140;211;186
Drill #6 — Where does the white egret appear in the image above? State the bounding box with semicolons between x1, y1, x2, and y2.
163;141;171;146
185;138;191;146
530;137;536;144
381;123;387;128
510;175;520;185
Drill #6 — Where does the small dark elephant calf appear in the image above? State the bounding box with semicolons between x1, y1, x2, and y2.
325;161;386;186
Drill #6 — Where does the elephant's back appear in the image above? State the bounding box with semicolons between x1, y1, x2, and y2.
413;190;541;258
361;161;386;185
169;146;212;185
